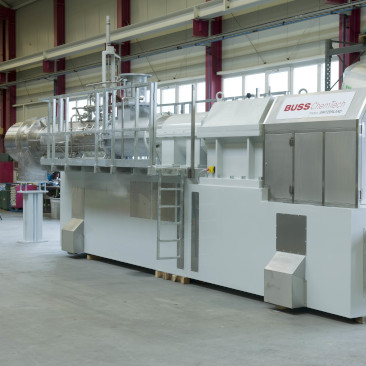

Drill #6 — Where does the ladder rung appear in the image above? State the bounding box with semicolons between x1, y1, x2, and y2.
157;256;180;260
158;239;181;243
160;188;182;191
159;205;181;209
159;220;182;225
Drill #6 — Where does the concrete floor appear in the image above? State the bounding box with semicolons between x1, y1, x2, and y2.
1;210;366;366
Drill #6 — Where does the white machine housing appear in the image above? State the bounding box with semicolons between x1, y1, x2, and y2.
7;75;366;319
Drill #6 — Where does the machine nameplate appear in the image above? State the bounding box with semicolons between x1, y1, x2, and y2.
276;92;355;120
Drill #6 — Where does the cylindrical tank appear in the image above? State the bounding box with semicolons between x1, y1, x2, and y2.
5;118;102;162
342;61;366;89
104;73;152;158
5;118;48;162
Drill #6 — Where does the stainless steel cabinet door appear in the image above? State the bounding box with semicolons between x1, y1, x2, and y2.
324;131;357;207
294;132;323;204
264;133;293;202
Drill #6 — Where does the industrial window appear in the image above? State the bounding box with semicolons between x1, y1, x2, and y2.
179;84;192;114
196;82;206;113
223;76;242;98
158;80;206;115
293;65;318;94
221;59;341;98
68;101;77;121
161;88;176;114
245;73;265;97
268;70;289;94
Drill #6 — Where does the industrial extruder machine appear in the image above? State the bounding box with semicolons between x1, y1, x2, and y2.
5;63;366;319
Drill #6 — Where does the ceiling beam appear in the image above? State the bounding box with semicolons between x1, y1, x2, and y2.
12;0;38;10
0;0;289;72
0;0;10;8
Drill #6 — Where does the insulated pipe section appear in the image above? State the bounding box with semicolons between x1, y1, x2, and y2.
5;118;100;164
106;15;111;47
5;119;48;162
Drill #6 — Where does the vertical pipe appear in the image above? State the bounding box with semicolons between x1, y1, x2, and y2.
47;101;51;159
102;51;107;87
103;90;108;130
106;15;111;46
157;173;162;259
111;90;116;163
95;92;100;168
65;96;69;161
134;87;140;159
52;98;57;162
149;83;156;166
190;84;196;178
121;94;125;159
59;97;64;132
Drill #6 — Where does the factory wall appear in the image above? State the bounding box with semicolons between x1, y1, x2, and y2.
12;0;366;122
16;0;53;58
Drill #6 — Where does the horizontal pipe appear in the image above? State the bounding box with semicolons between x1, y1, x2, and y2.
0;0;293;72
2;1;366;88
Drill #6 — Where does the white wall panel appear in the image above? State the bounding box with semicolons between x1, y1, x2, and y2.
361;7;366;33
16;0;53;57
66;0;116;43
66;67;102;94
16;79;53;122
131;47;205;82
131;0;202;23
222;14;338;72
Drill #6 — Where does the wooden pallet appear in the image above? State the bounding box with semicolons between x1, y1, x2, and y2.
86;254;102;261
155;270;190;284
87;255;190;284
359;34;366;44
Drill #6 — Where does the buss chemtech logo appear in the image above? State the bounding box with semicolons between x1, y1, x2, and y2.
284;103;311;111
283;100;347;112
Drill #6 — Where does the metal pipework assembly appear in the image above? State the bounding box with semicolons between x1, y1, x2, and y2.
103;73;153;160
5;118;50;182
5;73;156;179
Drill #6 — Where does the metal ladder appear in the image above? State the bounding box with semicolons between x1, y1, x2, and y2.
156;172;184;260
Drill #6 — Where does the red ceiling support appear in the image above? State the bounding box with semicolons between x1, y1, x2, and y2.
117;0;131;73
0;7;16;153
53;0;65;95
327;0;361;88
338;8;360;88
205;0;222;111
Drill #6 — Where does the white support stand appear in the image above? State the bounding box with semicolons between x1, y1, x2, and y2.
18;184;47;244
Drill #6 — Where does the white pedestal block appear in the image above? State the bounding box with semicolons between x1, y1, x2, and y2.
19;190;46;244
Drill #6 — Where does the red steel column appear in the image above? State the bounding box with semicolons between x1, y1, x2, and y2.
205;0;222;111
54;0;65;95
117;0;131;73
0;7;16;153
326;1;361;89
338;9;360;88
